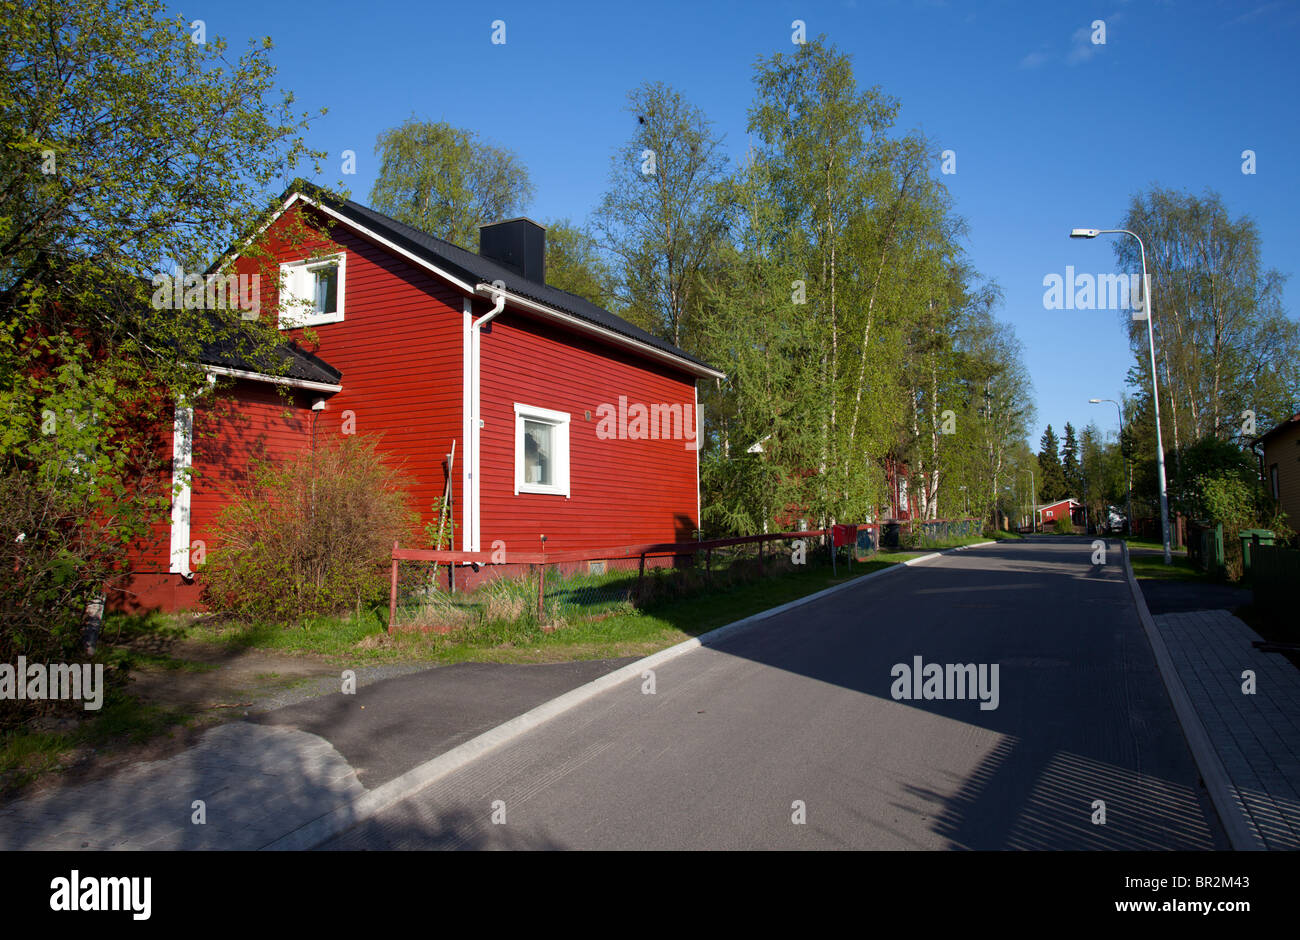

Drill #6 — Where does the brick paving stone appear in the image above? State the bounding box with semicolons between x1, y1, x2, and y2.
1155;609;1300;850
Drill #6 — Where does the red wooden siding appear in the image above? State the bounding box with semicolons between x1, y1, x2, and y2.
235;204;465;545
188;380;314;548
118;380;315;611
477;303;700;551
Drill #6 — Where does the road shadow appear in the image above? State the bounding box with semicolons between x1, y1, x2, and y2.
636;538;1225;850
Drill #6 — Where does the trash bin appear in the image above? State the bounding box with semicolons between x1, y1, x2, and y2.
854;526;878;561
1238;529;1275;576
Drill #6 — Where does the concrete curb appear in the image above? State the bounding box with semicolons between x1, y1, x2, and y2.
262;539;999;850
1119;539;1264;851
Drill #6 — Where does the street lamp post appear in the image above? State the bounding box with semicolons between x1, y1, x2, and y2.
1089;397;1132;538
1026;467;1035;533
1071;228;1172;564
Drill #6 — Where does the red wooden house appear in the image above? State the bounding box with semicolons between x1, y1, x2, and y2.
123;187;723;611
1038;498;1084;527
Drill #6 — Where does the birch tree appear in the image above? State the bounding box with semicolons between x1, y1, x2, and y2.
594;82;729;348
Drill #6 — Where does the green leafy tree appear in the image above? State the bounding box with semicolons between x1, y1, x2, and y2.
1078;422;1125;528
697;157;821;533
696;37;1034;533
0;0;325;675
541;219;621;311
370;119;533;249
746;38;904;524
1167;435;1256;521
1117;188;1299;452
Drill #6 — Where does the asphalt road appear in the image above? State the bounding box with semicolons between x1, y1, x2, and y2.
323;538;1228;850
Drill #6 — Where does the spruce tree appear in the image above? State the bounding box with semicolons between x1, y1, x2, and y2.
1061;422;1081;496
1037;425;1066;501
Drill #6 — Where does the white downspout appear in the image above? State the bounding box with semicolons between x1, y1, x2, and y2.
468;283;506;553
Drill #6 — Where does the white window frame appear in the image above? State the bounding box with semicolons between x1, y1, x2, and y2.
513;403;570;497
278;252;345;328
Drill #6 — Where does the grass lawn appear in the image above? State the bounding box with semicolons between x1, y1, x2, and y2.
178;536;1003;666
0;693;204;797
1126;550;1209;582
179;554;904;665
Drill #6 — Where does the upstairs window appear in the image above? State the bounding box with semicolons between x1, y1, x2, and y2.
279;253;345;327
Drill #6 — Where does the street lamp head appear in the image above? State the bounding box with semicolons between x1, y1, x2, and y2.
1070;228;1100;239
1088;398;1101;403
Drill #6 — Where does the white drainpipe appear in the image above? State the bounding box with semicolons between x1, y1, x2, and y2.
467;283;506;553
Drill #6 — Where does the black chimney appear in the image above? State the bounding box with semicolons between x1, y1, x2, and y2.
478;218;546;284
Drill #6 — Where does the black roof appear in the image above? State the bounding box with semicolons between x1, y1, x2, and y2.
197;320;342;387
296;187;718;376
1256;413;1300;446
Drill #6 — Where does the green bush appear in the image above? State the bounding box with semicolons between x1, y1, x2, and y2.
1202;471;1295;581
1053;516;1072;535
202;436;416;623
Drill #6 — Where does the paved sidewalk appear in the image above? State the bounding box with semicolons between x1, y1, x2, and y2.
1154;609;1300;850
0;657;633;850
0;723;363;850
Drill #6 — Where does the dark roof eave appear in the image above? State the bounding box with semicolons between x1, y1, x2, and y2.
282;186;723;380
1254;413;1300;447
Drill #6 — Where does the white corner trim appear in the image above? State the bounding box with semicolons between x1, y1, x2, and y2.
169;400;194;577
695;384;701;534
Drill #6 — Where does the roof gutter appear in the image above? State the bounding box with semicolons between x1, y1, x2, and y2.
472;282;725;380
201;363;342;394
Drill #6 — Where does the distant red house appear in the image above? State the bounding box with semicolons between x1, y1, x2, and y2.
761;453;918;531
1038;498;1084;527
881;456;916;521
122;186;723;611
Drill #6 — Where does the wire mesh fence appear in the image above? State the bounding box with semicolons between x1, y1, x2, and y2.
389;532;831;634
911;518;984;547
387;522;982;634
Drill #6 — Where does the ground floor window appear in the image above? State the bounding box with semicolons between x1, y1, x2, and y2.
513;403;570;496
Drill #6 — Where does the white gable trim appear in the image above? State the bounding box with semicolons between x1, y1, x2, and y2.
220;190;723;381
288;191;480;294
202;364;342;394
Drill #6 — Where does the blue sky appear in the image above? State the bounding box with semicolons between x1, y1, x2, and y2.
178;0;1300;449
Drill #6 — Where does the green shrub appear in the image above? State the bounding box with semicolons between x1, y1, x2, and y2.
202;436;416;623
1053;516;1072;535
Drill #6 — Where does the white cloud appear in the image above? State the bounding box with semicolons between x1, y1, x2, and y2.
1066;26;1100;66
